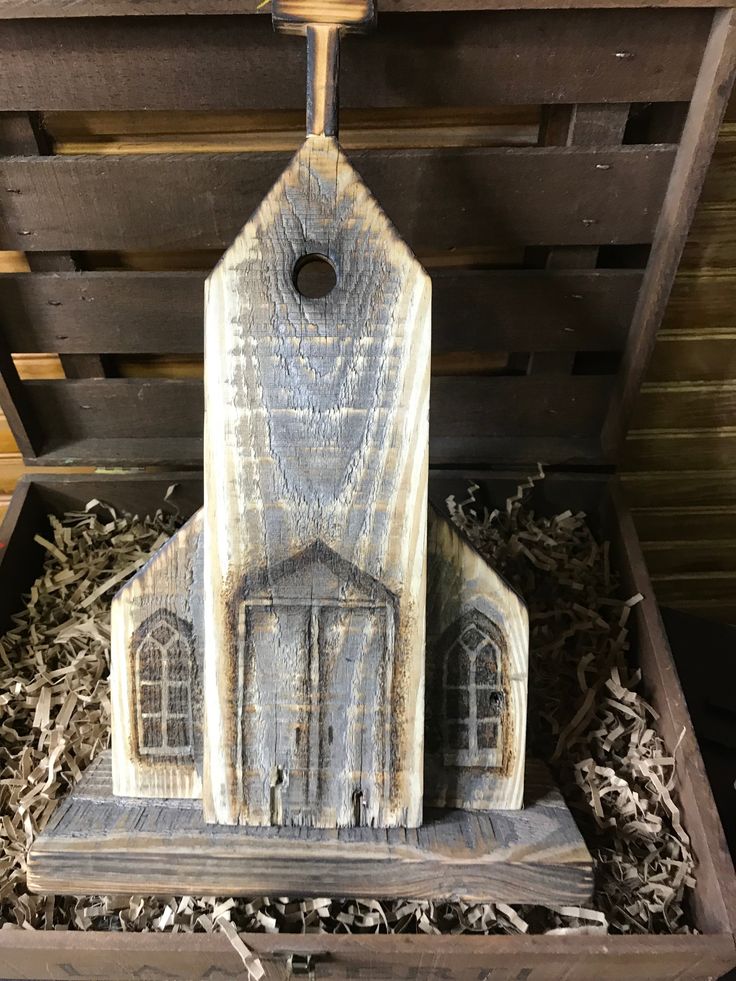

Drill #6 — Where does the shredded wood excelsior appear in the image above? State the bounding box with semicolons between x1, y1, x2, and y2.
0;472;695;946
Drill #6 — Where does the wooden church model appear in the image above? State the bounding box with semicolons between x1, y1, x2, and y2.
109;0;528;827
28;0;593;903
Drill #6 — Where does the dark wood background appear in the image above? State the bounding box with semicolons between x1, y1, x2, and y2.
0;4;734;622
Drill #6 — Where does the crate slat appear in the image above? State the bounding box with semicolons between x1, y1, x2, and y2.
0;0;729;15
0;147;674;253
0;269;641;355
21;375;612;442
0;10;712;110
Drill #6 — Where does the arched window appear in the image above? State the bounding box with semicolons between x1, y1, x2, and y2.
134;612;194;758
442;611;506;768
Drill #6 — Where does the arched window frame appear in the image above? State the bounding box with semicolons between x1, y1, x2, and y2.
133;611;194;759
441;609;507;768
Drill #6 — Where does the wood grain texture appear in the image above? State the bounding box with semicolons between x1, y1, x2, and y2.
28;752;592;905
425;507;528;811
15;375;612;470
665;270;736;329
610;484;736;936
0;11;711;109
110;508;528;810
623;430;736;472
532;102;631;375
633;506;736;541
0;111;109;380
641;539;736;575
0;269;640;355
1;933;734;981
203;135;430;828
46;106;540;154
0;147;675;252
0;328;39;459
604;7;736;454
646;331;736;383
111;510;204;799
635;380;736;429
623;471;736;509
0;0;727;13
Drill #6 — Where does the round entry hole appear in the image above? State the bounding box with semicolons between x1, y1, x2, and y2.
293;253;337;299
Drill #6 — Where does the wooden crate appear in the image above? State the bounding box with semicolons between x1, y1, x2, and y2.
0;472;734;979
0;1;735;978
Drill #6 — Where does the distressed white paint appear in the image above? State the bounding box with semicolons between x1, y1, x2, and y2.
203;135;430;827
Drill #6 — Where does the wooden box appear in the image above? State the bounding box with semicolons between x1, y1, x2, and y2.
0;1;735;978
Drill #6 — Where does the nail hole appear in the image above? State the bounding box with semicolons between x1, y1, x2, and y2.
293;253;336;299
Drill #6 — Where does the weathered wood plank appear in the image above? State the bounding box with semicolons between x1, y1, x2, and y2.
47;107;541;155
611;485;736;936
624;431;736;471
622;471;736;509
28;753;593;904
0;0;726;14
665;271;736;329
0;11;711;109
202;133;429;828
0;111;110;380
21;376;613;442
1;932;734;981
682;204;736;269
22;434;606;468
647;332;736;382
651;571;736;604
0;147;675;252
112;511;204;800
636;380;736;429
642;539;736;575
531;102;631;375
633;506;736;541
0;269;641;355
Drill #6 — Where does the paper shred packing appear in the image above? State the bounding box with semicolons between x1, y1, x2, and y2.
0;472;695;937
448;470;695;934
0;503;178;929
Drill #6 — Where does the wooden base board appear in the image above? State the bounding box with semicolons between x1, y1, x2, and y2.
28;754;592;904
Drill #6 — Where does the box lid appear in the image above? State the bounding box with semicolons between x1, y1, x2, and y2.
0;3;733;471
